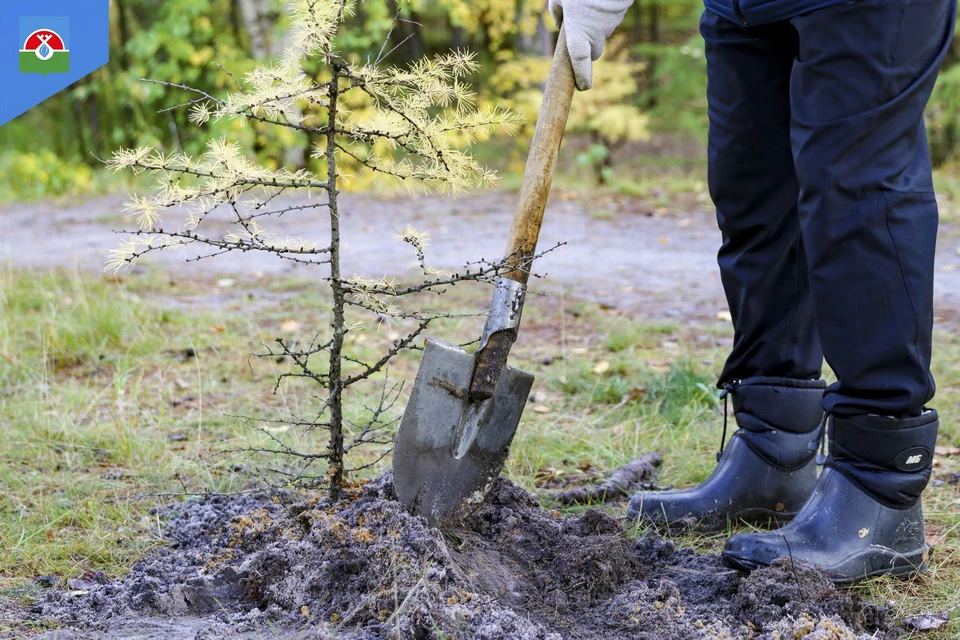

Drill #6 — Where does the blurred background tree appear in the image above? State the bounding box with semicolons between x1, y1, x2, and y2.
1;0;958;202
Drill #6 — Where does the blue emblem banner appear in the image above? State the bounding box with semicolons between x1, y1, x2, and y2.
1;1;109;127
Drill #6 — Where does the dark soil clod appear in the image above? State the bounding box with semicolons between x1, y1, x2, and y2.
24;474;898;639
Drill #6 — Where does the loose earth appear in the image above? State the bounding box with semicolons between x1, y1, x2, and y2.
24;474;896;639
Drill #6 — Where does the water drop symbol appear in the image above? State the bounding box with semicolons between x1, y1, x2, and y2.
39;43;51;58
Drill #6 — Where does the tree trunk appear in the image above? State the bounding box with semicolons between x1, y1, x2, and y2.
451;26;466;50
115;0;131;69
237;0;274;57
277;0;306;169
534;0;553;57
646;0;659;107
230;0;247;52
325;67;345;499
631;0;643;47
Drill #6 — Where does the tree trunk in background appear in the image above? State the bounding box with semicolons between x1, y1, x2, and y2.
646;0;659;107
86;92;103;158
401;9;424;62
237;0;307;169
451;26;466;50
631;0;643;46
115;0;131;69
277;0;306;169
534;0;553;57
237;0;273;57
229;0;247;52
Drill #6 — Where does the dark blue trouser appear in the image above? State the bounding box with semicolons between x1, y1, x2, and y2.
704;0;956;418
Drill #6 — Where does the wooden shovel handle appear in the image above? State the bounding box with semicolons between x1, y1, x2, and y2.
503;27;576;284
469;29;576;400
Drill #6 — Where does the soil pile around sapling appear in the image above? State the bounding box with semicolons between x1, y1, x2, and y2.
30;475;897;639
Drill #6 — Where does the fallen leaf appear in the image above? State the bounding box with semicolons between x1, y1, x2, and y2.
532;404;552;414
926;532;946;548
905;612;949;631
935;445;960;456
593;360;610;375
658;237;671;245
624;387;647;402
716;310;732;322
216;278;236;288
571;347;588;355
646;359;673;373
281;319;302;333
210;325;226;333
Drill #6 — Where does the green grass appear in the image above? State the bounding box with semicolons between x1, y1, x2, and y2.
1;268;959;638
0;269;339;586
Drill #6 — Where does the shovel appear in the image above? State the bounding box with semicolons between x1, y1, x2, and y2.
392;28;576;526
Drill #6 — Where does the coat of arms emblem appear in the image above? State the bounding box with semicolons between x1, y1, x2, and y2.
19;18;70;76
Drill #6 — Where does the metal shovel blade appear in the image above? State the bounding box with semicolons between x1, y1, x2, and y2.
393;338;534;526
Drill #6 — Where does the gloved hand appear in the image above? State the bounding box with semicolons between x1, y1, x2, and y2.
549;0;633;91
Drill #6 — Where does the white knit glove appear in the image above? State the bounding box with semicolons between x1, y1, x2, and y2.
549;0;633;90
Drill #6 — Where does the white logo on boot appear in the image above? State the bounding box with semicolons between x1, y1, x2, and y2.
905;454;923;465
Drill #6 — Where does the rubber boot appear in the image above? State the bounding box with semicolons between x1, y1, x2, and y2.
627;377;826;532
722;411;938;583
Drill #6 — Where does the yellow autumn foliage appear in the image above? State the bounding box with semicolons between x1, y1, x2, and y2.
483;37;649;154
440;0;543;51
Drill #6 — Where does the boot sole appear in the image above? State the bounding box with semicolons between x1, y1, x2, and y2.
630;507;798;534
721;546;929;584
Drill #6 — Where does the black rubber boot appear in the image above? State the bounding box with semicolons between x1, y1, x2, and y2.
722;411;938;583
627;377;826;532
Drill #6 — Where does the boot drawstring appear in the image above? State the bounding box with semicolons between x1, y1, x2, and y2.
809;411;830;466
717;380;740;462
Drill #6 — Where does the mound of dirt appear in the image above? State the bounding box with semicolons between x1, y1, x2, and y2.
28;474;896;640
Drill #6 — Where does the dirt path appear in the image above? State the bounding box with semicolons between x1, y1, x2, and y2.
5;189;960;320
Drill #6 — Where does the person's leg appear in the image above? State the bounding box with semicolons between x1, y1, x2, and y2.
708;19;821;384
724;0;955;582
628;10;825;530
